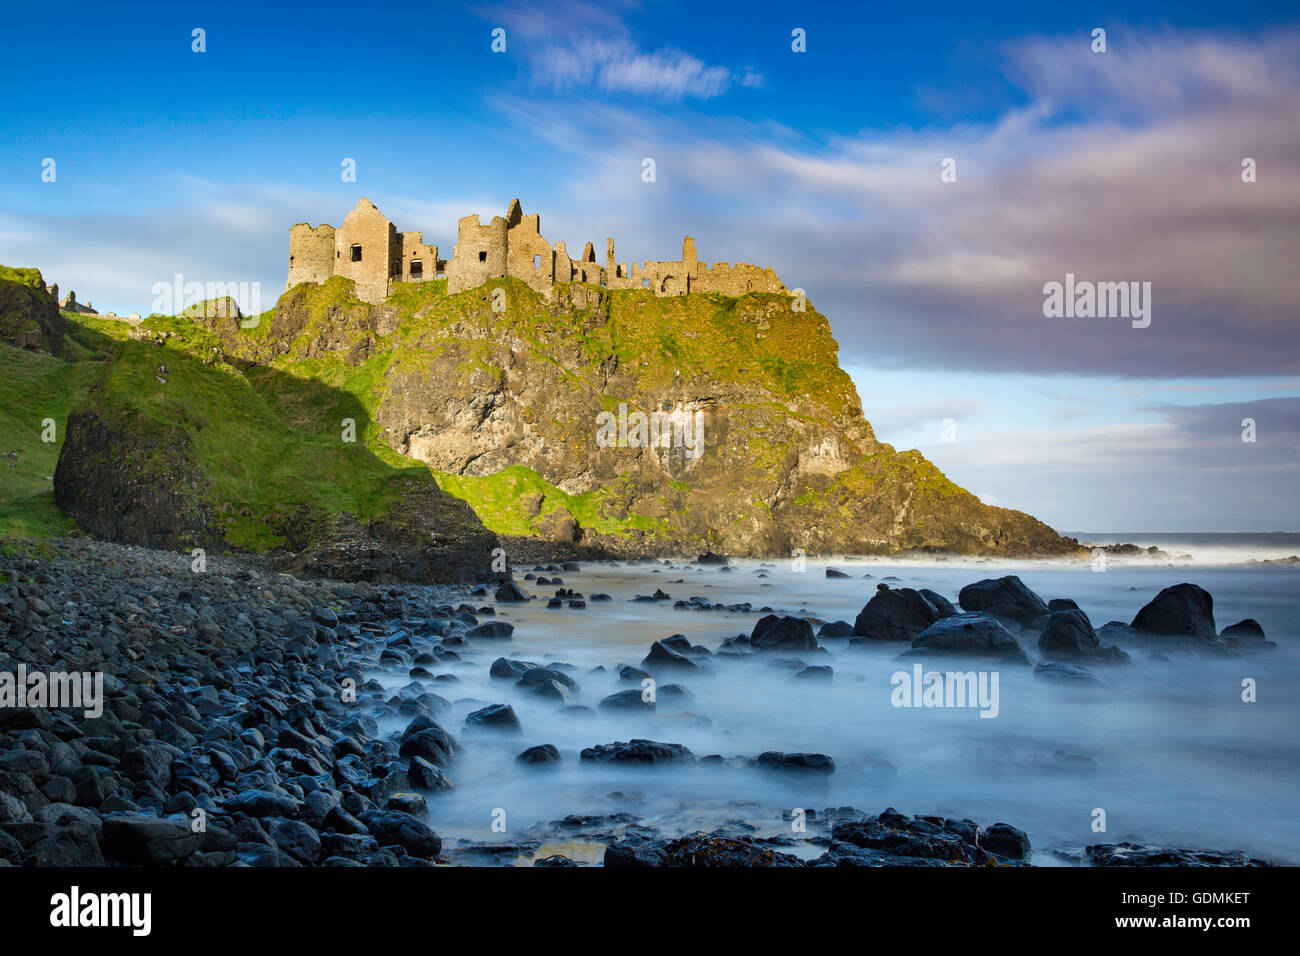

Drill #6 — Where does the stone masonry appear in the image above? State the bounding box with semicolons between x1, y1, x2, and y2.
286;198;790;305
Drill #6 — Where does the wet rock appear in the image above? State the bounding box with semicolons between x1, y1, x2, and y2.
531;679;575;705
903;613;1029;664
751;752;835;774
407;756;454;791
494;580;530;602
825;568;850;579
467;621;514;641
516;666;578;691
223;789;301;818
958;576;1050;629
826;808;996;866
818;620;854;639
642;640;699;670
1037;608;1129;663
598;689;655;713
1219;618;1275;650
579;739;693;765
517;744;561;765
853;586;943;642
1130;583;1216;641
980;823;1031;860
465;703;522;733
749;615;818;652
534;853;575;866
359;810;441;859
490;657;538;680
1085;842;1271;867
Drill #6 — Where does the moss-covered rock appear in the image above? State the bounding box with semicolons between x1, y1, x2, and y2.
0;266;66;356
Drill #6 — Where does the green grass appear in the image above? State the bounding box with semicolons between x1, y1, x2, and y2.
0;344;101;541
89;321;433;552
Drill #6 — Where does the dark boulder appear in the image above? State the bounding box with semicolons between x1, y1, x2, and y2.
467;621;514;641
958;576;1050;629
751;752;835;774
750;615;818;652
598;689;655;713
980;823;1031;860
1130;583;1216;640
642;640;699;670
464;704;522;733
579;739;693;765
359;810;441;858
818;620;854;639
853;586;942;642
494;580;530;602
903;613;1028;663
1037;609;1101;661
1219;618;1275;650
517;744;561;765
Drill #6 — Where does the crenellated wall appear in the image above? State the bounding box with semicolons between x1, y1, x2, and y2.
287;197;791;304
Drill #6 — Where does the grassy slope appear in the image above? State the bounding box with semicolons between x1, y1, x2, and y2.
0;313;133;542
85;315;435;552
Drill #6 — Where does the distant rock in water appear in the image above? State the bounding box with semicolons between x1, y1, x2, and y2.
751;752;835;774
695;552;730;565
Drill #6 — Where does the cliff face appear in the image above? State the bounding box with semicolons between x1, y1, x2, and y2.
200;276;1075;558
0;266;66;355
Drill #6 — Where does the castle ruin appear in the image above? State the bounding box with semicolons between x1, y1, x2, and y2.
286;198;790;304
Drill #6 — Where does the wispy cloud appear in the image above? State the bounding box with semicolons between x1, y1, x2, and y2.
476;0;762;100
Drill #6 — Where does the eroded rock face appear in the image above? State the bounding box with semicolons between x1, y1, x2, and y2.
197;280;1078;559
0;268;66;355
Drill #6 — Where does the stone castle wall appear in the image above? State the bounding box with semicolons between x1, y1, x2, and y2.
286;197;790;304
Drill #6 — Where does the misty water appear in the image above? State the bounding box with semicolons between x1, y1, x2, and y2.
371;536;1300;865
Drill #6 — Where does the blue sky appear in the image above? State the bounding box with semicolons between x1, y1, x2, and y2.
3;0;1298;532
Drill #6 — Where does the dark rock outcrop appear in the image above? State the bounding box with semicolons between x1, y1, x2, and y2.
958;576;1050;629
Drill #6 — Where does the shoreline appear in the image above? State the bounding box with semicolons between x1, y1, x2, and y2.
0;537;1285;867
